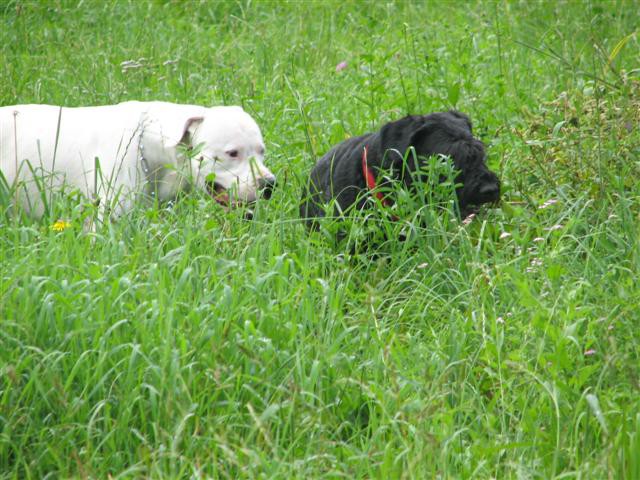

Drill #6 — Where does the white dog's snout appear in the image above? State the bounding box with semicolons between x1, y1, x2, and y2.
257;175;276;199
245;157;275;188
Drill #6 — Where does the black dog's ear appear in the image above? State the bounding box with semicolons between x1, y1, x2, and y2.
444;137;486;171
408;111;477;160
400;115;482;188
379;115;426;167
447;110;473;133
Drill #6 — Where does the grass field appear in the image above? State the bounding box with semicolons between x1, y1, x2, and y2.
1;0;639;478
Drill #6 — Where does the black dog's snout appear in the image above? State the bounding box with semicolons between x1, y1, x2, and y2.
479;182;500;202
470;170;500;204
258;176;276;200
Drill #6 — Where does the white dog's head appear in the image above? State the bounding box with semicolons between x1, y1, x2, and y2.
144;104;275;205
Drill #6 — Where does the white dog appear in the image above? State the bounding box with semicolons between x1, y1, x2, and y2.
0;101;276;218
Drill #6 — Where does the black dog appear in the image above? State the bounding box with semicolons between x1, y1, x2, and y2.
300;111;500;227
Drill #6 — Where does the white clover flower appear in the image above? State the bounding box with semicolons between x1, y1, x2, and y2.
538;199;559;210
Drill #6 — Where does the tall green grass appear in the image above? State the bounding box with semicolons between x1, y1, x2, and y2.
1;1;639;477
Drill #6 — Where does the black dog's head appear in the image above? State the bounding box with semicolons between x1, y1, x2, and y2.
377;111;500;217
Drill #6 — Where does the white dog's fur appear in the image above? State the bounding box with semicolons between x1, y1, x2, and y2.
0;101;275;217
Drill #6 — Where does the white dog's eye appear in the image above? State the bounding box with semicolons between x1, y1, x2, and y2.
226;149;239;158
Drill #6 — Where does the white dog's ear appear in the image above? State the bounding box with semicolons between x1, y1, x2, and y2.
146;106;206;148
166;116;204;148
175;116;204;147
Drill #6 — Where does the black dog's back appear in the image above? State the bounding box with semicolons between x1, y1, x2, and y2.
300;133;372;223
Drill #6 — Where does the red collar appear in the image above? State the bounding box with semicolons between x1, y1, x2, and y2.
361;146;392;207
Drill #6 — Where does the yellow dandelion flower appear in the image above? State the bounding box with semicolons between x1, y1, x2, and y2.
51;220;71;232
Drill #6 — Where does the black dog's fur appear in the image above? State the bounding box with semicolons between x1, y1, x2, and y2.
300;111;500;227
